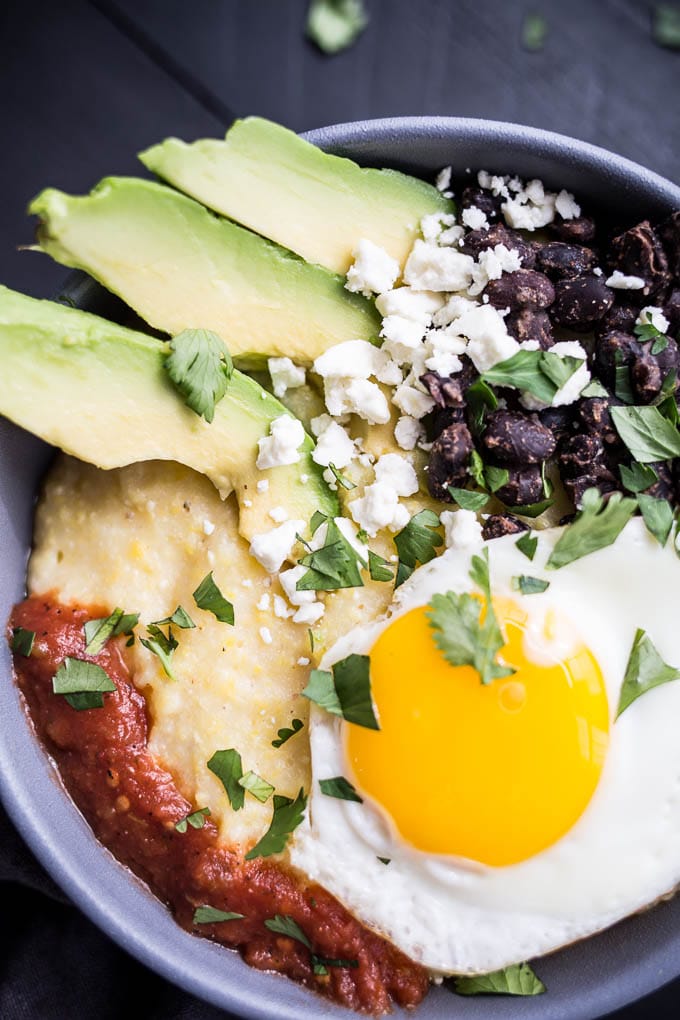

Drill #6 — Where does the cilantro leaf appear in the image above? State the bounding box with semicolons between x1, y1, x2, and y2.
620;462;658;493
175;807;210;833
52;657;116;710
303;654;379;729
165;328;233;423
368;550;393;582
634;311;667;344
521;12;547;51
306;0;368;55
140;624;178;681
272;718;304;748
84;609;139;655
238;771;275;803
427;550;514;686
448;486;489;512
515;532;538;560
484;464;510;494
610;405;680;462
11;627;35;657
264;913;312;948
318;776;363;802
511;575;550;595
394;510;442;587
297;518;365;591
617;628;680;717
193;905;244;924
546;489;637;569
452;962;546;997
580;379;609;398
207;748;245;811
482;349;582;404
637;493;674;546
503;498;554;519
466;379;498;434
193;572;234;624
327;462;356;490
653;4;680;50
153;606;196;630
245;788;307;859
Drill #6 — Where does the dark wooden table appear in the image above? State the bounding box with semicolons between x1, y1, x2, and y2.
1;1;679;1017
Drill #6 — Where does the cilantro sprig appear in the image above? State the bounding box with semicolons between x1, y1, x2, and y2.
272;718;304;748
11;627;35;657
165;328;233;423
451;962;545;997
83;609;139;655
245;788;307;860
318;776;363;802
193;905;244;924
617;629;680;718
175;807;211;833
546;489;637;569
297;516;365;591
610;405;680;463
52;657;116;710
393;510;442;587
482;349;583;404
302;653;379;729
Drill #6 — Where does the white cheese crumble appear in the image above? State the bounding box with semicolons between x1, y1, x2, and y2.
297;656;311;667
375;288;444;324
345;239;400;297
256;479;269;493
279;565;318;607
325;377;391;424
256;593;271;611
256;415;305;470
403;240;475;292
469;243;522;296
637;305;670;334
202;519;215;535
555;189;581;220
310;416;356;469
314;339;390;381
461;206;489;231
259;627;273;645
455;305;520;372
292;602;325;625
435;166;452;192
394;415;425;451
420;212;457;243
249;519;305;573
605;270;646;290
267;356;306;398
349;454;418;537
268;506;289;523
440;509;483;549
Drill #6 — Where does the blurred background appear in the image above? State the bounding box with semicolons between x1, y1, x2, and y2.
1;0;679;1017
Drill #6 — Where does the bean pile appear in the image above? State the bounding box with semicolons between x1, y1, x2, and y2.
422;189;680;540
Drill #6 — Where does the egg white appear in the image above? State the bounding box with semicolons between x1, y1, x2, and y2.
290;517;680;974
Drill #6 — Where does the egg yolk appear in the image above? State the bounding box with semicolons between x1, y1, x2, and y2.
344;598;609;867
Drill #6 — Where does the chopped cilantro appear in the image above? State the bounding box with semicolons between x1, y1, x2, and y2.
193;905;244;924
521;12;547;51
377;856;391;865
318;776;363;802
511;575;550;595
303;653;379;729
245;788;307;859
327;462;356;489
653;4;680;49
482;349;582;404
393;509;442;587
238;770;275;803
484;464;510;494
84;609;139;655
426;549;514;686
153;605;195;630
140;624;178;681
515;531;538;561
263;914;357;974
617;628;680;717
175;807;211;833
272;718;304;748
207;748;245;811
503;497;554;519
451;961;545;996
610;405;680;463
306;0;368;55
297;517;365;591
620;462;658;493
580;379;609;398
466;379;498;433
368;550;393;582
613;350;635;404
637;493;674;546
193;571;235;624
448;486;489;512
11;627;35;657
165;328;233;423
546;489;637;569
52;657;116;710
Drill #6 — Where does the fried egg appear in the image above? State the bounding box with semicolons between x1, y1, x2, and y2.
290;516;680;974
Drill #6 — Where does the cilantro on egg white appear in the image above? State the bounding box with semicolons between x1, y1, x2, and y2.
637;493;674;547
515;532;538;561
617;628;680;718
546;489;637;569
511;575;550;595
302;653;380;729
318;776;363;802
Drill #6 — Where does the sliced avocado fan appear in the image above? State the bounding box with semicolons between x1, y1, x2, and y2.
28;178;380;368
140;116;454;276
0;286;338;541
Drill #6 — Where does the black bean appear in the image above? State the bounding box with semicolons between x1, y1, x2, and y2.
596;300;639;339
656;211;680;279
461;186;503;223
427;422;474;501
460;223;536;267
485;269;555;311
609;220;670;297
504;308;554;349
631;337;680;403
496;465;544;507
429;405;466;438
664;288;680;335
549;216;596;245
558;433;607;479
577;397;620;447
551;275;614;330
591;330;641;391
420;371;465;409
481;410;556;465
643;462;674;502
563;472;618;507
481;514;529;540
538;405;575;437
535;242;597;280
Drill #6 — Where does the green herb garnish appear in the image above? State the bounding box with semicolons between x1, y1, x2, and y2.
318;776;363;802
52;657;116;710
515;531;538;560
238;771;275;803
452;962;545;997
393;509;442;587
165;328;233;423
306;0;368;55
245;788;307;859
637;494;674;546
272;718;304;748
448;486;489;512
11;627;35;657
466;380;498;433
484;464;510;493
327;462;356;490
193;905;244;924
580;379;609;398
84;609;139;655
617;628;680;717
653;4;680;49
193;571;235;624
153;605;196;630
175;807;211;833
482;349;583;404
368;550;393;582
521;12;547;51
511;575;550;595
264;914;357;974
140;624;178;681
297;517;365;591
610;405;680;463
303;653;379;729
207;748;245;811
546;489;637;569
620;462;658;493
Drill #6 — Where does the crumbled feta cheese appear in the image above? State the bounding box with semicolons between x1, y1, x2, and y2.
249;519;305;573
605;270;646;290
203;519;215;535
436;166;452;192
392;383;435;419
394;415;425;450
555;189;581;220
502;192;556;230
593;267;603;276
256;479;269;494
374;453;419;496
423;348;463;376
297;656;311;667
375;288;444;324
268;505;289;523
256;593;271;611
311;419;356;468
478;170;510;199
455;305;520;372
314;339;390;381
256;415;305;470
380;315;427;352
469;243;522;295
259;627;273;645
324;377;391;424
241;578;253;588
438;224;466;246
267;356;306;398
273;594;294;619
461;206;489;231
637;305;670;334
346;239;400;297
293;603;326;626
440;509;483;549
278;565;317;607
349;484;410;537
375;358;403;386
420;212;457;243
403;240;475;292
432;294;478;328
242;499;253;508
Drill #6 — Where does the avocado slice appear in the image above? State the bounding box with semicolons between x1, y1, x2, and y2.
0;286;338;541
28;178;380;368
139;117;453;276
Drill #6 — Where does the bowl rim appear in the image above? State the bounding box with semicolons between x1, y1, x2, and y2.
1;114;680;1020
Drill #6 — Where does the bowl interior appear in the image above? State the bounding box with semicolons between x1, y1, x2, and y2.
2;117;680;1020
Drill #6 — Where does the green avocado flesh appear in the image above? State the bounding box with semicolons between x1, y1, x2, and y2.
0;286;338;540
139;117;453;275
29;177;380;367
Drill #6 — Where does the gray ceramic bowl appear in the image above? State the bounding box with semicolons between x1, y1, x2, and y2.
1;117;680;1020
